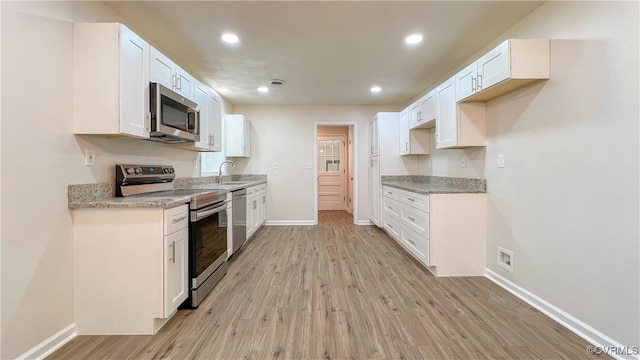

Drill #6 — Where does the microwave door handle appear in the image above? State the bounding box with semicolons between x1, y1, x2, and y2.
187;108;198;132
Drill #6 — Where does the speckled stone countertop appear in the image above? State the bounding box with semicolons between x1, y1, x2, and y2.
381;175;486;195
68;175;267;209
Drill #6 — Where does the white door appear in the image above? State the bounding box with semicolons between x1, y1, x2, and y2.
318;135;346;211
150;47;175;90
164;228;188;317
347;126;354;214
369;156;380;226
455;61;478;101
119;25;149;138
478;40;510;90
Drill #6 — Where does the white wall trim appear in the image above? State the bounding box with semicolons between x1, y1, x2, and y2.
313;121;359;226
265;220;315;226
355;220;373;226
17;324;77;360
485;269;638;360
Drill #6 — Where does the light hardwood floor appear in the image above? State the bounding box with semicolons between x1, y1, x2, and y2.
50;211;599;359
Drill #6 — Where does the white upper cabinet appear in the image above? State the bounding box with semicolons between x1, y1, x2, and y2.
436;77;486;149
225;114;251;157
73;23;150;139
177;82;222;152
455;39;549;102
409;90;436;130
150;47;196;101
208;92;222;152
400;108;430;156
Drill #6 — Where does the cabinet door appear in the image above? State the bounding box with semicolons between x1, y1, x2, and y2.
242;117;251;156
260;194;267;225
192;83;211;150
369;157;380;226
398;108;410;155
150;47;175;90
455;62;478;102
246;198;254;236
408;101;421;129
209;93;222;152
251;199;260;233
369;116;378;156
478;40;510;90
419;90;436;125
119;26;150;138
435;77;457;149
164;227;188;317
175;65;196;101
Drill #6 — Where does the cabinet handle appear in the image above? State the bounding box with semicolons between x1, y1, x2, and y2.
211;134;214;146
172;74;177;90
471;76;476;92
477;74;483;89
408;198;415;202
172;215;187;223
262;197;265;204
253;201;257;210
386;191;392;195
408;238;415;245
408;216;415;221
388;224;394;229
177;77;182;92
170;241;176;263
405;142;409;151
145;112;151;131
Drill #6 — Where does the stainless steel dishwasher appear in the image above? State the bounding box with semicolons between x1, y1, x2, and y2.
231;189;247;255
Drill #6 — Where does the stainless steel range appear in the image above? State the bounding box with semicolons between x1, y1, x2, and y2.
115;164;229;308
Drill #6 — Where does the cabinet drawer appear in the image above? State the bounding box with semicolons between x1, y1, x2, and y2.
382;197;401;218
400;205;429;239
246;185;260;198
164;205;188;235
382;186;400;200
399;190;429;212
382;212;401;241
400;225;429;265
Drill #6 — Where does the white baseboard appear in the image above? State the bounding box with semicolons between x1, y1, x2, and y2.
355;220;373;225
485;269;638;360
17;323;77;360
265;220;315;226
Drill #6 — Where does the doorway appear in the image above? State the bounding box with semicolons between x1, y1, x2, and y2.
314;124;357;225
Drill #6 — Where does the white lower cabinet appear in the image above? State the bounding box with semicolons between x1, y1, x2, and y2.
246;184;267;239
73;204;189;334
382;186;486;276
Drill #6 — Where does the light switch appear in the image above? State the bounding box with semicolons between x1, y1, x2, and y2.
498;154;505;168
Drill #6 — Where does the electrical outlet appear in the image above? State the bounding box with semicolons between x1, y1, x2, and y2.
460;156;466;168
497;247;514;272
84;149;96;166
498;154;505;168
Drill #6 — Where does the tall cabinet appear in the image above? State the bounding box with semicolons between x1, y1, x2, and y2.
369;112;419;227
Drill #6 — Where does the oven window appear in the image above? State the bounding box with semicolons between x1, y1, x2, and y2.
191;210;227;278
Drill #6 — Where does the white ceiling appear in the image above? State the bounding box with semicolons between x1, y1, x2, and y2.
105;1;545;106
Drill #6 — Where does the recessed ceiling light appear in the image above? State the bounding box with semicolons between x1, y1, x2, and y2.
257;86;269;93
221;33;239;44
370;86;382;93
220;87;228;93
405;34;423;45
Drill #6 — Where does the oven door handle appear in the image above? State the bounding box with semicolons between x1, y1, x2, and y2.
191;203;227;222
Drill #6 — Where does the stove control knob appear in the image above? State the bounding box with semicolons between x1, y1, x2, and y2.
126;167;135;175
135;168;142;174
170;168;175;173
163;168;169;174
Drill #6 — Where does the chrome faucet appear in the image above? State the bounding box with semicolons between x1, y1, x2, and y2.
218;160;237;184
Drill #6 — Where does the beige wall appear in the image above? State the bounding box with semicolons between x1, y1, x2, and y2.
0;2;225;358
421;1;639;348
231;105;400;223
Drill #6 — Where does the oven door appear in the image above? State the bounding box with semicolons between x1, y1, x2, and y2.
189;201;228;289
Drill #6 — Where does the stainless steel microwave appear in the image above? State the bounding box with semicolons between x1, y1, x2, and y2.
149;82;199;143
